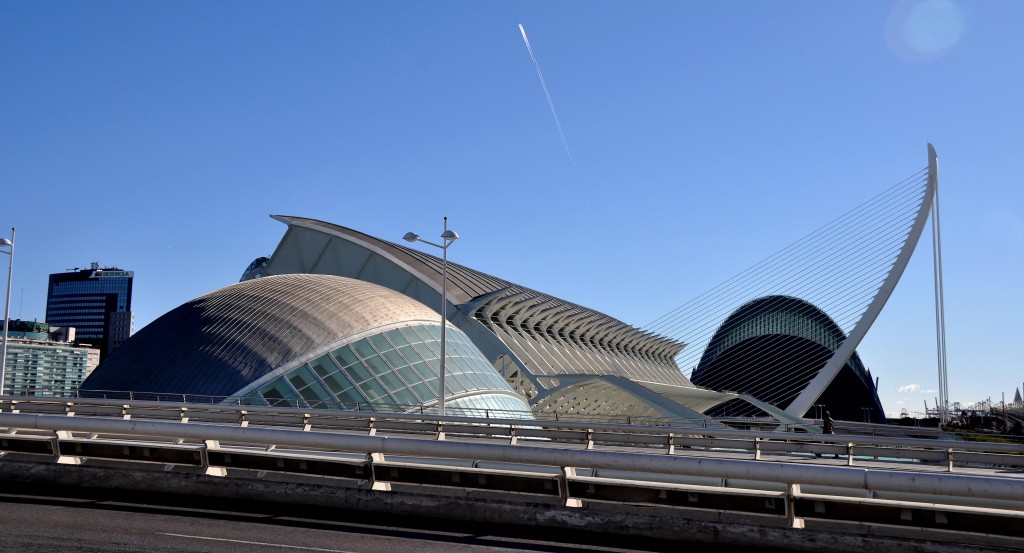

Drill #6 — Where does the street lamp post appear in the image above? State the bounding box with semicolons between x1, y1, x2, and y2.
0;227;15;396
404;217;459;417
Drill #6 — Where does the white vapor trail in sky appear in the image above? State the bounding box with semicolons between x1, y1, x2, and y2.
518;23;576;166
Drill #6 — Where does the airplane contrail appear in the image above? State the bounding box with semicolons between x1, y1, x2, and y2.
518;23;576;166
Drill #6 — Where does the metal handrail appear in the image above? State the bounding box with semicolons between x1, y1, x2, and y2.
4;396;1023;463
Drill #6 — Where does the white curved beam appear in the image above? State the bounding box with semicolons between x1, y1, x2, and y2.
786;144;939;417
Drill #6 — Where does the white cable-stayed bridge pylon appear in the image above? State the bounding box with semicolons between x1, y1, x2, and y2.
644;145;939;419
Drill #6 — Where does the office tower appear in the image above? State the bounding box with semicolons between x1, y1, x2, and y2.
46;262;134;360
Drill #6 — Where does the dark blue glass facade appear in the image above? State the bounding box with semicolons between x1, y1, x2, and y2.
46;265;134;359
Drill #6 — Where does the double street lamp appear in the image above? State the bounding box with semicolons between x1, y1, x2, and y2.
404;217;459;417
1;227;15;396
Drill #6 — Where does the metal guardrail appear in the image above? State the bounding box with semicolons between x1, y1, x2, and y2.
24;388;789;429
2;409;1024;543
2;397;1021;471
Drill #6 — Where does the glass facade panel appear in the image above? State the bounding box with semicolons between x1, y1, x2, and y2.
411;341;438;360
290;365;336;408
410;360;438;383
383;328;408;347
367;333;393;354
332;345;359;369
362;354;391;377
259;379;302;408
346;361;374;384
250;323;531;419
381;348;407;370
423;325;441;340
310;357;338;379
356;374;389;405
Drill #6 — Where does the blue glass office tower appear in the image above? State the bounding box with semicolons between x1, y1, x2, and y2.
46;262;134;360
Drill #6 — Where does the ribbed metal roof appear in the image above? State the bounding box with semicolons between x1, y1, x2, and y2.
81;274;441;396
271;215;511;304
271;216;687;375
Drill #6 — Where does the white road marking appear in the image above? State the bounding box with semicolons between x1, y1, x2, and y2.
158;532;358;552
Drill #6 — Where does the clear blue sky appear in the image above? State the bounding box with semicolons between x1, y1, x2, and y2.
2;1;1021;416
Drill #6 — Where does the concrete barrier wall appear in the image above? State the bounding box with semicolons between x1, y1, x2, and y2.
1;458;1019;553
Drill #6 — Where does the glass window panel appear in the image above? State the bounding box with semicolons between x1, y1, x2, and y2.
411;342;438;360
410;381;435;403
331;345;360;369
335;385;366;408
318;368;350;392
368;333;393;353
410;360;438;383
443;370;468;394
424;325;442;340
397;344;421;364
363;354;392;377
288;367;317;391
356;376;389;404
447;339;469;358
375;369;405;393
384;329;408;347
296;378;334;408
408;325;433;343
444;355;467;374
310;356;338;379
344;361;374;384
460;369;487;390
478;370;506;389
400;326;424;345
392;363;419;384
379;374;416;405
352;339;377;360
259;379;301;408
393;365;425;400
382;348;407;369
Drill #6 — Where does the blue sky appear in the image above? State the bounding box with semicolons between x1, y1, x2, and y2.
2;1;1021;416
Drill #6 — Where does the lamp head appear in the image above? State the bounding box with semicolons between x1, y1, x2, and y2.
403;232;420;243
0;238;11;247
441;230;459;241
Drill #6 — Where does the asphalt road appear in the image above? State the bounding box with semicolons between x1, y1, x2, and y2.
0;484;788;553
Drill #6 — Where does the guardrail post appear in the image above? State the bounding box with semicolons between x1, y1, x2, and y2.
509;426;517;446
585;429;594;450
436;421;445;441
202;440;227;476
302;413;312;432
846;443;855;466
54;431;82;465
121;405;131;420
787;483;804;529
367;417;377;436
666;433;675;455
947;448;954;472
559;466;582;508
179;408;189;423
238;411;249;428
365;452;391;491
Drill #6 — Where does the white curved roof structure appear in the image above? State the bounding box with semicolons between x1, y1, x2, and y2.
262;216;690;392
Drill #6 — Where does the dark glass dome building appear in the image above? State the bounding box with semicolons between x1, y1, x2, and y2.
690;296;885;422
81;274;532;416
